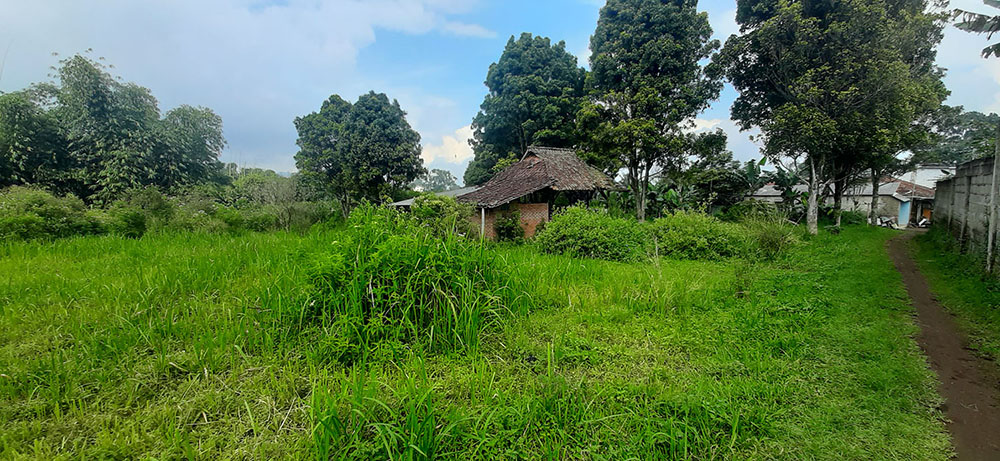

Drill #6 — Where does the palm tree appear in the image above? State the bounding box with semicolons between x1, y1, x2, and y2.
955;0;1000;58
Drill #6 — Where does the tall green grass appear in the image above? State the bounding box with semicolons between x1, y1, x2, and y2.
914;228;1000;367
0;225;951;459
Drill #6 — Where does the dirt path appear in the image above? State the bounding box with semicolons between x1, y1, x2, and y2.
888;232;1000;460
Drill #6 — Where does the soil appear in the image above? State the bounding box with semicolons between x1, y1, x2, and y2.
888;232;1000;460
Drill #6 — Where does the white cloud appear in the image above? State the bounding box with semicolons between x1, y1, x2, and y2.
0;0;493;172
442;21;497;38
422;125;474;164
689;118;723;133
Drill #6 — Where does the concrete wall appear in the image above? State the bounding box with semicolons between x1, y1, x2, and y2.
935;157;998;263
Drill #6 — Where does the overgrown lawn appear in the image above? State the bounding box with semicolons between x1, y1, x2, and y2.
0;227;950;458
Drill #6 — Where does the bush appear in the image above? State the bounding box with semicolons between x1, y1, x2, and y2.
107;207;147;238
840;210;867;226
410;194;476;238
535;206;648;262
302;204;530;364
0;186;106;241
720;200;781;222
493;209;524;242
743;216;799;260
647;210;749;260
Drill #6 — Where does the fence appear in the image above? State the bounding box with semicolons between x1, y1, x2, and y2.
934;156;1000;271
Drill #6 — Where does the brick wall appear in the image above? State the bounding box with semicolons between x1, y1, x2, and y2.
469;202;551;240
934;156;998;264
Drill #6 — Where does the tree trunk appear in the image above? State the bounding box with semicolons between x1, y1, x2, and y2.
833;176;845;228
987;121;1000;273
807;157;819;235
869;169;880;226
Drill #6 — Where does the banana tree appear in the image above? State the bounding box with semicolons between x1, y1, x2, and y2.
955;0;1000;58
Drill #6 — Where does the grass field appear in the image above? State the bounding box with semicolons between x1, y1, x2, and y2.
1;226;951;459
914;230;1000;369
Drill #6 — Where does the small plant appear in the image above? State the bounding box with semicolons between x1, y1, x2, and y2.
411;193;476;238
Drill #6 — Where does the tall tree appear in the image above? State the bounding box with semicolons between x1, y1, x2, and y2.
294;92;424;215
717;0;946;234
464;33;586;186
0;92;70;191
915;107;999;164
411;168;459;192
582;0;722;220
0;54;226;201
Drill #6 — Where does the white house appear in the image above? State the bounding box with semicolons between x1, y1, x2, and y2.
749;178;936;227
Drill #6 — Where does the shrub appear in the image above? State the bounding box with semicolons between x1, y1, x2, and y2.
720;200;781;222
107;207;148;238
840;210;867;226
647;211;749;260
743;216;799;260
493;209;524;241
410;194;476;238
0;186;106;241
535;206;648;262
302;204;531;364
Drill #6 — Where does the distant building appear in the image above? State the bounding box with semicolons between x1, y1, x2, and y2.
749;178;936;227
389;186;480;210
907;163;955;189
456;146;617;239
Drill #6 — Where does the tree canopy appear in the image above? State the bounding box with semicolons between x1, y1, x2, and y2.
0;54;227;202
464;33;587;186
916;107;999;164
581;0;722;220
717;0;947;232
294;91;424;214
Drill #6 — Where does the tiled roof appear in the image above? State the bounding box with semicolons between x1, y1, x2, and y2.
458;146;616;208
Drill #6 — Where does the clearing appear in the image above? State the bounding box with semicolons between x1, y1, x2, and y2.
1;227;953;458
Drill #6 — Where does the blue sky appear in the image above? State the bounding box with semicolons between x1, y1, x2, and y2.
1;0;997;184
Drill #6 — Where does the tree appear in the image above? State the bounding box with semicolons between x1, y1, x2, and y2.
464;33;586;186
411;168;459;192
915;107;999;164
717;0;946;234
294;91;425;215
0;53;227;201
0;92;70;191
583;0;722;220
955;0;1000;57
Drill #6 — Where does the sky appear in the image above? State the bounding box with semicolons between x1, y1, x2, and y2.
1;0;997;185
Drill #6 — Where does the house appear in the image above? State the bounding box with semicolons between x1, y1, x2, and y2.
456;146;616;239
748;178;936;227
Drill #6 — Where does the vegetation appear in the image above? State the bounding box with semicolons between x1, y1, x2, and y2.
535;206;650;262
955;0;1000;58
464;33;586;186
0;221;951;458
580;0;722;220
716;0;948;233
917;107;999;164
0;54;226;203
914;229;1000;367
294;92;425;216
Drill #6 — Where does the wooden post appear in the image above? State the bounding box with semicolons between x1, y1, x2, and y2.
989;122;1000;273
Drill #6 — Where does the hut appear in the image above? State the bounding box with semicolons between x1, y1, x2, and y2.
457;146;616;239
